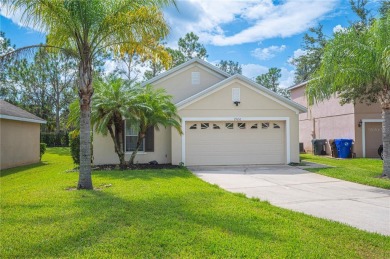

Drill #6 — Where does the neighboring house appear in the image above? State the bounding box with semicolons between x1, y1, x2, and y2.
289;81;383;158
0;100;46;169
94;58;306;166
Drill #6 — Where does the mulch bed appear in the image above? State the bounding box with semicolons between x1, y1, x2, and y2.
92;163;180;171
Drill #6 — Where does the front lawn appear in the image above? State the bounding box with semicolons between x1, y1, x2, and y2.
300;154;390;189
1;148;389;258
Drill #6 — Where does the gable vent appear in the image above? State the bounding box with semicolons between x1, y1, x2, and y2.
192;72;200;85
232;88;240;102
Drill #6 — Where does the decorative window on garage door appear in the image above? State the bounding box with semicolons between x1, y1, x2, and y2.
262;122;269;129
213;124;220;129
238;123;246;129
201;123;209;129
273;123;280;129
189;124;197;129
225;123;233;129
251;123;258;129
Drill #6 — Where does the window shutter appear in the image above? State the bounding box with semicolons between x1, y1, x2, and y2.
122;120;125;152
145;126;154;152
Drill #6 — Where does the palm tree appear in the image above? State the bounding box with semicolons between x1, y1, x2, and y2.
91;77;145;169
307;12;390;177
2;0;175;189
128;84;182;165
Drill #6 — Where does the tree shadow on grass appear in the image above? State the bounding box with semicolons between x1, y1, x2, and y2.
0;162;48;178
10;190;280;258
4;178;387;258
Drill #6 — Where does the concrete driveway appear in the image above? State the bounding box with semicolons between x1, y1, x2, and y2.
190;165;390;236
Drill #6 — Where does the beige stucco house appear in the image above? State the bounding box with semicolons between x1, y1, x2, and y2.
93;59;306;166
0;100;46;170
289;81;383;158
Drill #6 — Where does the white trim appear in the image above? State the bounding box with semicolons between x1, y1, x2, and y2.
361;119;383;158
176;75;306;114
142;58;229;87
0;114;46;124
181;117;291;165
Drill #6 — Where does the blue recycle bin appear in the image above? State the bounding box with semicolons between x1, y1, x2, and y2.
334;139;353;158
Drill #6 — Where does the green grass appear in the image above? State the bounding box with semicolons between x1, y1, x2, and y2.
1;148;389;258
300;154;390;189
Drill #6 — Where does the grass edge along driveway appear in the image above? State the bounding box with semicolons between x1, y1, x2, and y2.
1;148;389;258
300;154;390;189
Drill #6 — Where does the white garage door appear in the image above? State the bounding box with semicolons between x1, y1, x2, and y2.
185;121;286;166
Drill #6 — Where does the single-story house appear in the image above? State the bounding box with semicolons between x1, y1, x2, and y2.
0;100;46;169
93;58;307;166
289;81;383;158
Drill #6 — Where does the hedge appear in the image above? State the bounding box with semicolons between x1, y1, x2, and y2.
40;131;69;147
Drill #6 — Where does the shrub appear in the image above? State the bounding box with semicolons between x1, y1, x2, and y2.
69;131;93;165
40;143;47;160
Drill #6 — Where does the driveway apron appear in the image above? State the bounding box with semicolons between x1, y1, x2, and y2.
190;165;390;236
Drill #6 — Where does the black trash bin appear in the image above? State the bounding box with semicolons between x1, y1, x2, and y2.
329;139;338;158
312;139;327;155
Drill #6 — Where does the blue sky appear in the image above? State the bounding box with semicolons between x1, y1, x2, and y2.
0;0;382;88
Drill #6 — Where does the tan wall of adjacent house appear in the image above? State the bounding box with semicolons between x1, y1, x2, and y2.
172;80;300;165
0;119;40;170
152;64;227;103
354;102;382;157
93;125;172;165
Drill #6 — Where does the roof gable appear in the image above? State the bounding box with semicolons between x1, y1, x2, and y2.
141;58;230;87
177;74;307;113
0;100;46;124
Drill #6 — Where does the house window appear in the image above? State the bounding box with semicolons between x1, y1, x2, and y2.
201;123;209;129
226;123;233;129
273;123;280;129
251;123;258;129
192;72;200;85
189;124;197;129
213;124;220;129
238;123;246;129
125;120;144;152
261;122;269;129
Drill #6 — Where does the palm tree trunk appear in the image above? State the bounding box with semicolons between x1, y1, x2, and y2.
107;123;126;169
129;132;145;165
77;57;93;190
382;107;390;178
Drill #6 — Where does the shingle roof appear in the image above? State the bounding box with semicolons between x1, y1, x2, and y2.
0;100;46;124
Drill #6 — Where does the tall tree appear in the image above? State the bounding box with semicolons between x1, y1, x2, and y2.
290;25;327;84
166;47;186;68
2;0;174;189
216;60;242;75
256;68;289;99
0;32;18;104
178;32;208;60
128;84;181;164
306;12;390;177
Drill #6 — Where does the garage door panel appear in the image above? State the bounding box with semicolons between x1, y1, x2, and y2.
186;121;285;165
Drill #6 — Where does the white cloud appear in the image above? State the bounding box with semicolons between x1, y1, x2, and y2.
333;24;345;33
279;67;295;89
3;0;340;47
164;0;339;46
288;48;307;64
241;63;269;80
251;45;286;60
